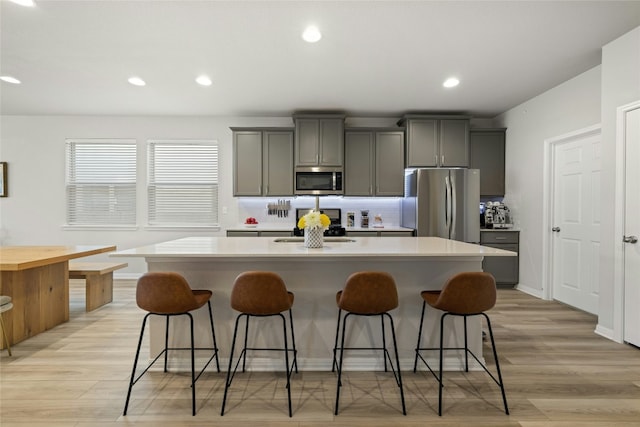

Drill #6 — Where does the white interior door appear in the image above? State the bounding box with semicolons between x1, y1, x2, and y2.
551;131;601;314
624;106;640;346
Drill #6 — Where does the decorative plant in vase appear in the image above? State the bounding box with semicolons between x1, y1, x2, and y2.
297;210;331;248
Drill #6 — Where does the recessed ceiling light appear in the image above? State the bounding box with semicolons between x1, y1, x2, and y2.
196;75;212;86
128;76;146;87
9;0;35;7
443;77;460;88
0;76;21;84
302;26;322;43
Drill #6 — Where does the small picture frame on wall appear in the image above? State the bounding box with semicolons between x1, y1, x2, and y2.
0;162;7;197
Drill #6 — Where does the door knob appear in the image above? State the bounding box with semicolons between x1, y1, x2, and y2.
623;235;638;244
552;227;561;232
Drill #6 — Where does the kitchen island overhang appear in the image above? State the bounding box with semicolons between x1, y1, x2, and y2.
112;236;515;372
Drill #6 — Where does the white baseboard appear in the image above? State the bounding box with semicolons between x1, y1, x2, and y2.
595;324;620;343
514;283;544;299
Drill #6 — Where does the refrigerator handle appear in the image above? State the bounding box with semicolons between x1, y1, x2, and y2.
450;174;457;239
444;175;451;234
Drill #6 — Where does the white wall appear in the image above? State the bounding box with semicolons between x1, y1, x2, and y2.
494;66;602;296
0;115;293;273
599;27;640;333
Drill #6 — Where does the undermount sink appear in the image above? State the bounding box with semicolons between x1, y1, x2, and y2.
273;237;356;243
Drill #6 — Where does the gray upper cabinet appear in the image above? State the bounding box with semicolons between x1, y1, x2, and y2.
399;115;470;167
469;128;506;197
344;128;405;196
293;114;345;166
232;128;294;197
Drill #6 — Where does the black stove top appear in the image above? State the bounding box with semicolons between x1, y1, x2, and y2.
293;208;345;236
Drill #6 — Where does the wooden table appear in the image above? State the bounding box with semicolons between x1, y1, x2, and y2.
0;245;117;349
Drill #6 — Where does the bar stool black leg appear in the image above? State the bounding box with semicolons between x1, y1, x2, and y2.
484;313;509;415
280;313;292;417
221;313;242;416
123;314;149;415
207;301;220;372
289;308;298;373
381;315;388;372
463;315;469;372
332;309;342;372
335;312;351;415
438;313;447;416
164;316;170;372
386;313;406;415
188;313;196;416
242;315;250;372
413;300;427;372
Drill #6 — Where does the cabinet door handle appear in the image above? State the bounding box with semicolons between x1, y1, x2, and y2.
495;237;507;240
623;235;638;244
441;155;445;165
435;155;438;165
552;227;561;232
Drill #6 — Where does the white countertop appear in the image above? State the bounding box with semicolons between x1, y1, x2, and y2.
112;236;516;259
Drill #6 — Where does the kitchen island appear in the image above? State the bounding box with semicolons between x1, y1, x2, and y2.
111;236;514;371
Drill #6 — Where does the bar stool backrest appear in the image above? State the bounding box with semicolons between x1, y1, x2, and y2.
136;272;200;314
338;271;398;314
432;272;497;314
231;271;292;315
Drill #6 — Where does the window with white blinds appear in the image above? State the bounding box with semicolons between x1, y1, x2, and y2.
147;140;219;226
65;139;137;227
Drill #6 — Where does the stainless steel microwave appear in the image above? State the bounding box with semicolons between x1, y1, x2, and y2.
295;166;343;195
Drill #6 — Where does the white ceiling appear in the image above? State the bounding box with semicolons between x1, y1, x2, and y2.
1;0;639;118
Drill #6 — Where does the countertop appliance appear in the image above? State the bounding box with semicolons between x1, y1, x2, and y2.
401;168;480;243
484;202;513;229
293;208;346;236
295;166;343;196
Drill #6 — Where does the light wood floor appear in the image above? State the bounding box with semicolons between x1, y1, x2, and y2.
1;280;639;427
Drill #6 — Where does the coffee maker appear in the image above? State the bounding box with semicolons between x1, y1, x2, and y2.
484;202;513;229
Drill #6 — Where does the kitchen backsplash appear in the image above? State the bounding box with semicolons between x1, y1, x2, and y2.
237;197;402;227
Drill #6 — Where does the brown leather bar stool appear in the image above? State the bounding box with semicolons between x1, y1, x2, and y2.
221;271;298;417
413;271;509;416
332;271;406;415
123;272;220;416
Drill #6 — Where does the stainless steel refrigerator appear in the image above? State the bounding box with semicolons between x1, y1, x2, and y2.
401;168;480;243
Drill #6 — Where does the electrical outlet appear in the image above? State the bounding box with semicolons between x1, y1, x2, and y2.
222;206;228;215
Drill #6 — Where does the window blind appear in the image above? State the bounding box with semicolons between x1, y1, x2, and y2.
65;139;137;226
147;140;219;226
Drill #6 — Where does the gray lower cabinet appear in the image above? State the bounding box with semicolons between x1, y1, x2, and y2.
226;230;293;237
346;230;414;237
398;115;470;167
293;114;345;167
232;128;294;196
481;230;519;286
469;128;506;197
344;128;405;196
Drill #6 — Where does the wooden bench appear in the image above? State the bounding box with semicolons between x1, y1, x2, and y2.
69;262;128;312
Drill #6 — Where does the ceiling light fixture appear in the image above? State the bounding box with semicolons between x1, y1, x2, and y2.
196;75;212;86
0;76;21;84
302;25;322;43
443;77;460;88
128;76;146;87
9;0;35;7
